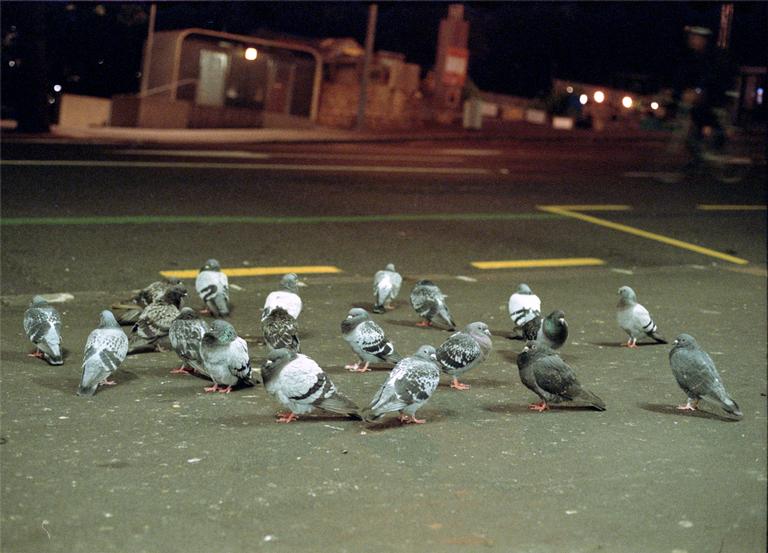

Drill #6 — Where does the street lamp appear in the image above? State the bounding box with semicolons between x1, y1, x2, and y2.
650;101;659;110
593;90;605;104
244;47;258;61
621;96;633;108
579;94;588;105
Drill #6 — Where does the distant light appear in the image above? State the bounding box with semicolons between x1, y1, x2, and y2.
244;47;258;61
53;84;62;92
8;60;15;68
566;86;573;94
621;96;633;109
757;87;764;106
97;59;104;65
593;90;605;104
650;101;660;110
579;94;588;105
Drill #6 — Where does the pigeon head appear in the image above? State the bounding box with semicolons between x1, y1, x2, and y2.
280;273;300;293
30;295;49;307
516;283;533;295
204;320;237;346
201;259;221;272
465;321;491;337
617;286;637;305
672;333;698;349
163;285;187;307
518;340;554;367
163;277;183;285
98;310;120;329
261;347;297;384
385;263;396;271
548;309;566;324
176;307;200;321
416;279;435;287
414;344;437;362
346;308;370;322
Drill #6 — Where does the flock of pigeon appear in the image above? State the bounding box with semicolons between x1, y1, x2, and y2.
22;260;743;424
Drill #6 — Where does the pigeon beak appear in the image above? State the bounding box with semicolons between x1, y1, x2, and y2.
430;354;437;361
558;318;565;324
484;328;491;336
297;281;308;288
673;339;679;346
522;346;529;352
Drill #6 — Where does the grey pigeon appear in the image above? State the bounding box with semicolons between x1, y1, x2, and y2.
341;308;402;372
261;348;362;423
23;296;63;365
373;263;402;313
435;321;493;390
508;283;542;340
669;334;742;417
169;307;210;375
195;259;230;318
199;320;253;393
77;311;129;396
617;286;666;347
128;285;186;354
262;306;300;353
536;309;568;350
262;273;302;320
362;345;441;424
517;341;606;412
410;280;456;330
112;278;184;326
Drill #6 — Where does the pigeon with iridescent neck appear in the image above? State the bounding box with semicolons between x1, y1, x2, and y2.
536;309;568;350
23;296;63;365
341;308;401;372
373;263;402;314
617;286;666;348
78;311;128;396
200;320;253;393
409;280;456;330
169;307;210;375
435;322;493;390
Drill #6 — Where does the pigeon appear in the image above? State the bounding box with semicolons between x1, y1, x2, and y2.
617;286;666;348
111;278;185;326
669;334;742;417
77;311;129;396
23;296;63;365
516;341;606;412
195;259;230;318
373;263;402;313
169;307;210;375
362;345;441;424
261;348;362;423
508;283;541;340
128;285;186;354
341;308;402;372
410;280;456;330
262;273;302;320
536;309;568;350
435;321;493;390
262;306;300;353
199;320;253;393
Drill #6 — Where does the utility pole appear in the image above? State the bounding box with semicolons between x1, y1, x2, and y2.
141;3;157;96
717;3;734;50
356;3;377;131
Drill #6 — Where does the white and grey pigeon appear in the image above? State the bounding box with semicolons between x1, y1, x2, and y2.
508;283;542;340
23;295;63;365
199;320;253;393
669;333;742;417
435;321;493;390
195;258;230;318
536;309;568;350
261;306;300;353
373;263;402;314
169;307;210;375
262;273;302;321
261;348;362;423
616;286;666;348
517;341;606;412
77;310;129;396
341;307;402;372
112;278;185;326
128;285;186;354
362;345;441;424
410;279;456;330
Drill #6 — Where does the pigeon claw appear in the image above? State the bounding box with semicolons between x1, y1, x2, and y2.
399;414;426;424
622;338;638;349
416;320;432;327
346;362;371;372
276;412;299;423
450;378;471;391
170;366;193;374
203;384;220;393
676;400;699;411
28;351;45;359
101;379;117;386
217;385;233;394
528;401;549;412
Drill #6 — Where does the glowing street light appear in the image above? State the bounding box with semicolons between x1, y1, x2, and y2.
579;94;588;105
621;96;633;108
566;86;574;93
53;84;62;93
244;47;258;61
593;90;605;104
650;101;660;110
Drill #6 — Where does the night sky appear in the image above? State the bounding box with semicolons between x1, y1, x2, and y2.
1;1;767;105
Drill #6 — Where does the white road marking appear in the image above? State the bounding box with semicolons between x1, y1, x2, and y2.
114;148;464;163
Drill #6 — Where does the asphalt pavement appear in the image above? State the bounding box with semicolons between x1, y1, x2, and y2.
1;137;766;553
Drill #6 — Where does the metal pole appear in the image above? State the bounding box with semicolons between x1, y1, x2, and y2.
356;3;377;131
717;3;734;50
141;3;157;95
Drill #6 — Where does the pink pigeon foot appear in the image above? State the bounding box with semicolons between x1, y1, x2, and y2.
528;401;550;412
416;321;432;327
399;414;426;424
101;379;117;386
204;383;220;393
450;378;471;390
217;385;233;394
27;351;44;359
276;412;298;423
346;362;371;372
677;400;699;411
170;366;193;374
622;338;638;349
199;308;211;315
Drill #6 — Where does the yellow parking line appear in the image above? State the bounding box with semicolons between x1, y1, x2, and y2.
539;205;749;265
160;265;342;279
472;258;605;269
697;204;767;211
541;204;632;211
